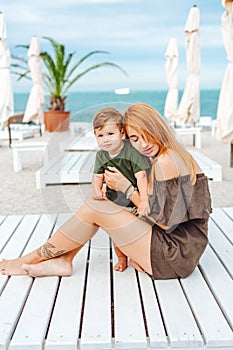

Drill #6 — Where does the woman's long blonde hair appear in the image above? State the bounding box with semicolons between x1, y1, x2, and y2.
123;103;196;194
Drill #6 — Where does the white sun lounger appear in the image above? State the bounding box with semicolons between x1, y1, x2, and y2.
0;207;232;349
36;148;222;189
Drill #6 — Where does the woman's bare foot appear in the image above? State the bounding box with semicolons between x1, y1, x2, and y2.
114;257;128;272
22;256;73;277
0;258;29;276
129;259;145;273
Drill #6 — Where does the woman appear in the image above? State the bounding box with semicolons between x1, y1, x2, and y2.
0;104;212;279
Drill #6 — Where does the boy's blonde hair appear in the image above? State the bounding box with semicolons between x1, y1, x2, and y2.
93;108;124;133
123;103;197;194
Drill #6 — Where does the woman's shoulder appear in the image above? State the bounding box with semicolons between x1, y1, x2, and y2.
155;149;201;181
154;150;181;180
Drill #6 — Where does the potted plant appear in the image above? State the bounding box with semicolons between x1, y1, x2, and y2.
13;37;127;132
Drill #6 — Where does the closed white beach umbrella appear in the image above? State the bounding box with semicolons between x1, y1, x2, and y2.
0;12;14;128
216;0;233;144
23;36;45;123
175;6;200;125
164;37;178;122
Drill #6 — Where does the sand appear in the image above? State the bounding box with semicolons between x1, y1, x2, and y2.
0;128;233;216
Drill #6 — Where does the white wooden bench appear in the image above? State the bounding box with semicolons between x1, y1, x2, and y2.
36;151;97;189
36;149;222;189
12;141;49;172
0;208;232;349
198;117;217;137
190;150;222;182
175;126;202;149
0;128;34;143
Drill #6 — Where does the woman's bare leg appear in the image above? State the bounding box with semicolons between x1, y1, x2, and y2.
69;198;153;275
0;214;98;276
22;246;83;277
0;197;152;276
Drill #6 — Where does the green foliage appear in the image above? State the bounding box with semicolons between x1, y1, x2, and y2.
12;36;127;110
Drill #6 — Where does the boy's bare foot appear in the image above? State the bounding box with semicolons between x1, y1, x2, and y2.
113;257;128;272
0;258;29;276
22;257;72;277
129;259;145;273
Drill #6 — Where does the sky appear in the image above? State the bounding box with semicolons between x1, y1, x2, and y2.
1;0;227;92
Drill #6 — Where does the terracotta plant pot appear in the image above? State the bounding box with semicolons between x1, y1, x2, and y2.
44;110;70;132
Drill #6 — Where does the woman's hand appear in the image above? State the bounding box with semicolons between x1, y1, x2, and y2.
104;167;131;193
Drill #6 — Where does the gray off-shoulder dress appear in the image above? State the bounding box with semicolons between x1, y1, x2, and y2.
148;173;212;280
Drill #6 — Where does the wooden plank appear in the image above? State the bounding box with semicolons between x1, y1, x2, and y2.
223;207;233;219
211;208;233;244
0;215;40;349
50;153;75;175
0;215;40;259
154;279;203;348
113;257;147;349
41;154;64;175
181;268;233;348
80;230;112;350
59;153;84;173
208;219;233;277
0;216;6;224
8;214;71;349
0;215;54;295
0;215;23;252
38;152;95;187
70;152;96;174
189;149;222;181
45;246;89;350
0;215;55;349
137;272;168;348
199;246;233;328
0;276;33;350
22;214;56;255
9;277;59;350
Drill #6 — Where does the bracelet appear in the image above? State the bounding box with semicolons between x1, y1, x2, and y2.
126;186;136;199
124;183;133;196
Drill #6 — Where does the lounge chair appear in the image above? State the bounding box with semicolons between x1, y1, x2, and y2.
7;113;43;147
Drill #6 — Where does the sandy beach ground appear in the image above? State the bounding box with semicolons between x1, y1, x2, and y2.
0;128;233;215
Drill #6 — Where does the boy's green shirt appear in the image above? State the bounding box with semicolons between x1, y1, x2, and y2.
93;140;151;207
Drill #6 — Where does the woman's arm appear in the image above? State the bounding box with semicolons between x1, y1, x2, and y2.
105;167;170;230
104;167;141;207
135;170;150;216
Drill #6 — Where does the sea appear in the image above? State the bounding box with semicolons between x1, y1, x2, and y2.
14;89;220;123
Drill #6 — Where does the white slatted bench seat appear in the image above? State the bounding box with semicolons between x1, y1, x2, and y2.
36;151;97;189
190;150;222;182
36;149;222;188
0;208;232;350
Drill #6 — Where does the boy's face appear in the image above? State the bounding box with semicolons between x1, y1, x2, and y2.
94;122;126;156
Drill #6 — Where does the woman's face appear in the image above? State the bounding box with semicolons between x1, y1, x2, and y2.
127;126;159;157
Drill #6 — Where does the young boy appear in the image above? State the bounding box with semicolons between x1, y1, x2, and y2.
92;108;151;272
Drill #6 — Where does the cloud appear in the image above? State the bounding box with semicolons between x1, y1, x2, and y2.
2;0;225;91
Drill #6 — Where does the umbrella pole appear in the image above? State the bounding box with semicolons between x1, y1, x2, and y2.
231;142;233;167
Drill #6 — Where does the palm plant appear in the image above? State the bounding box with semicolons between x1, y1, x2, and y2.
12;36;127;111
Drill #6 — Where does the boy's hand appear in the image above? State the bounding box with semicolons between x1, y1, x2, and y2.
92;189;105;200
137;199;150;216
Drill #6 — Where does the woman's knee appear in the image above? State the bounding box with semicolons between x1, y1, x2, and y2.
76;195;123;217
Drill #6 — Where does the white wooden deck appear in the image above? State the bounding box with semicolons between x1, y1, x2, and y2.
0;208;232;350
36;149;222;189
